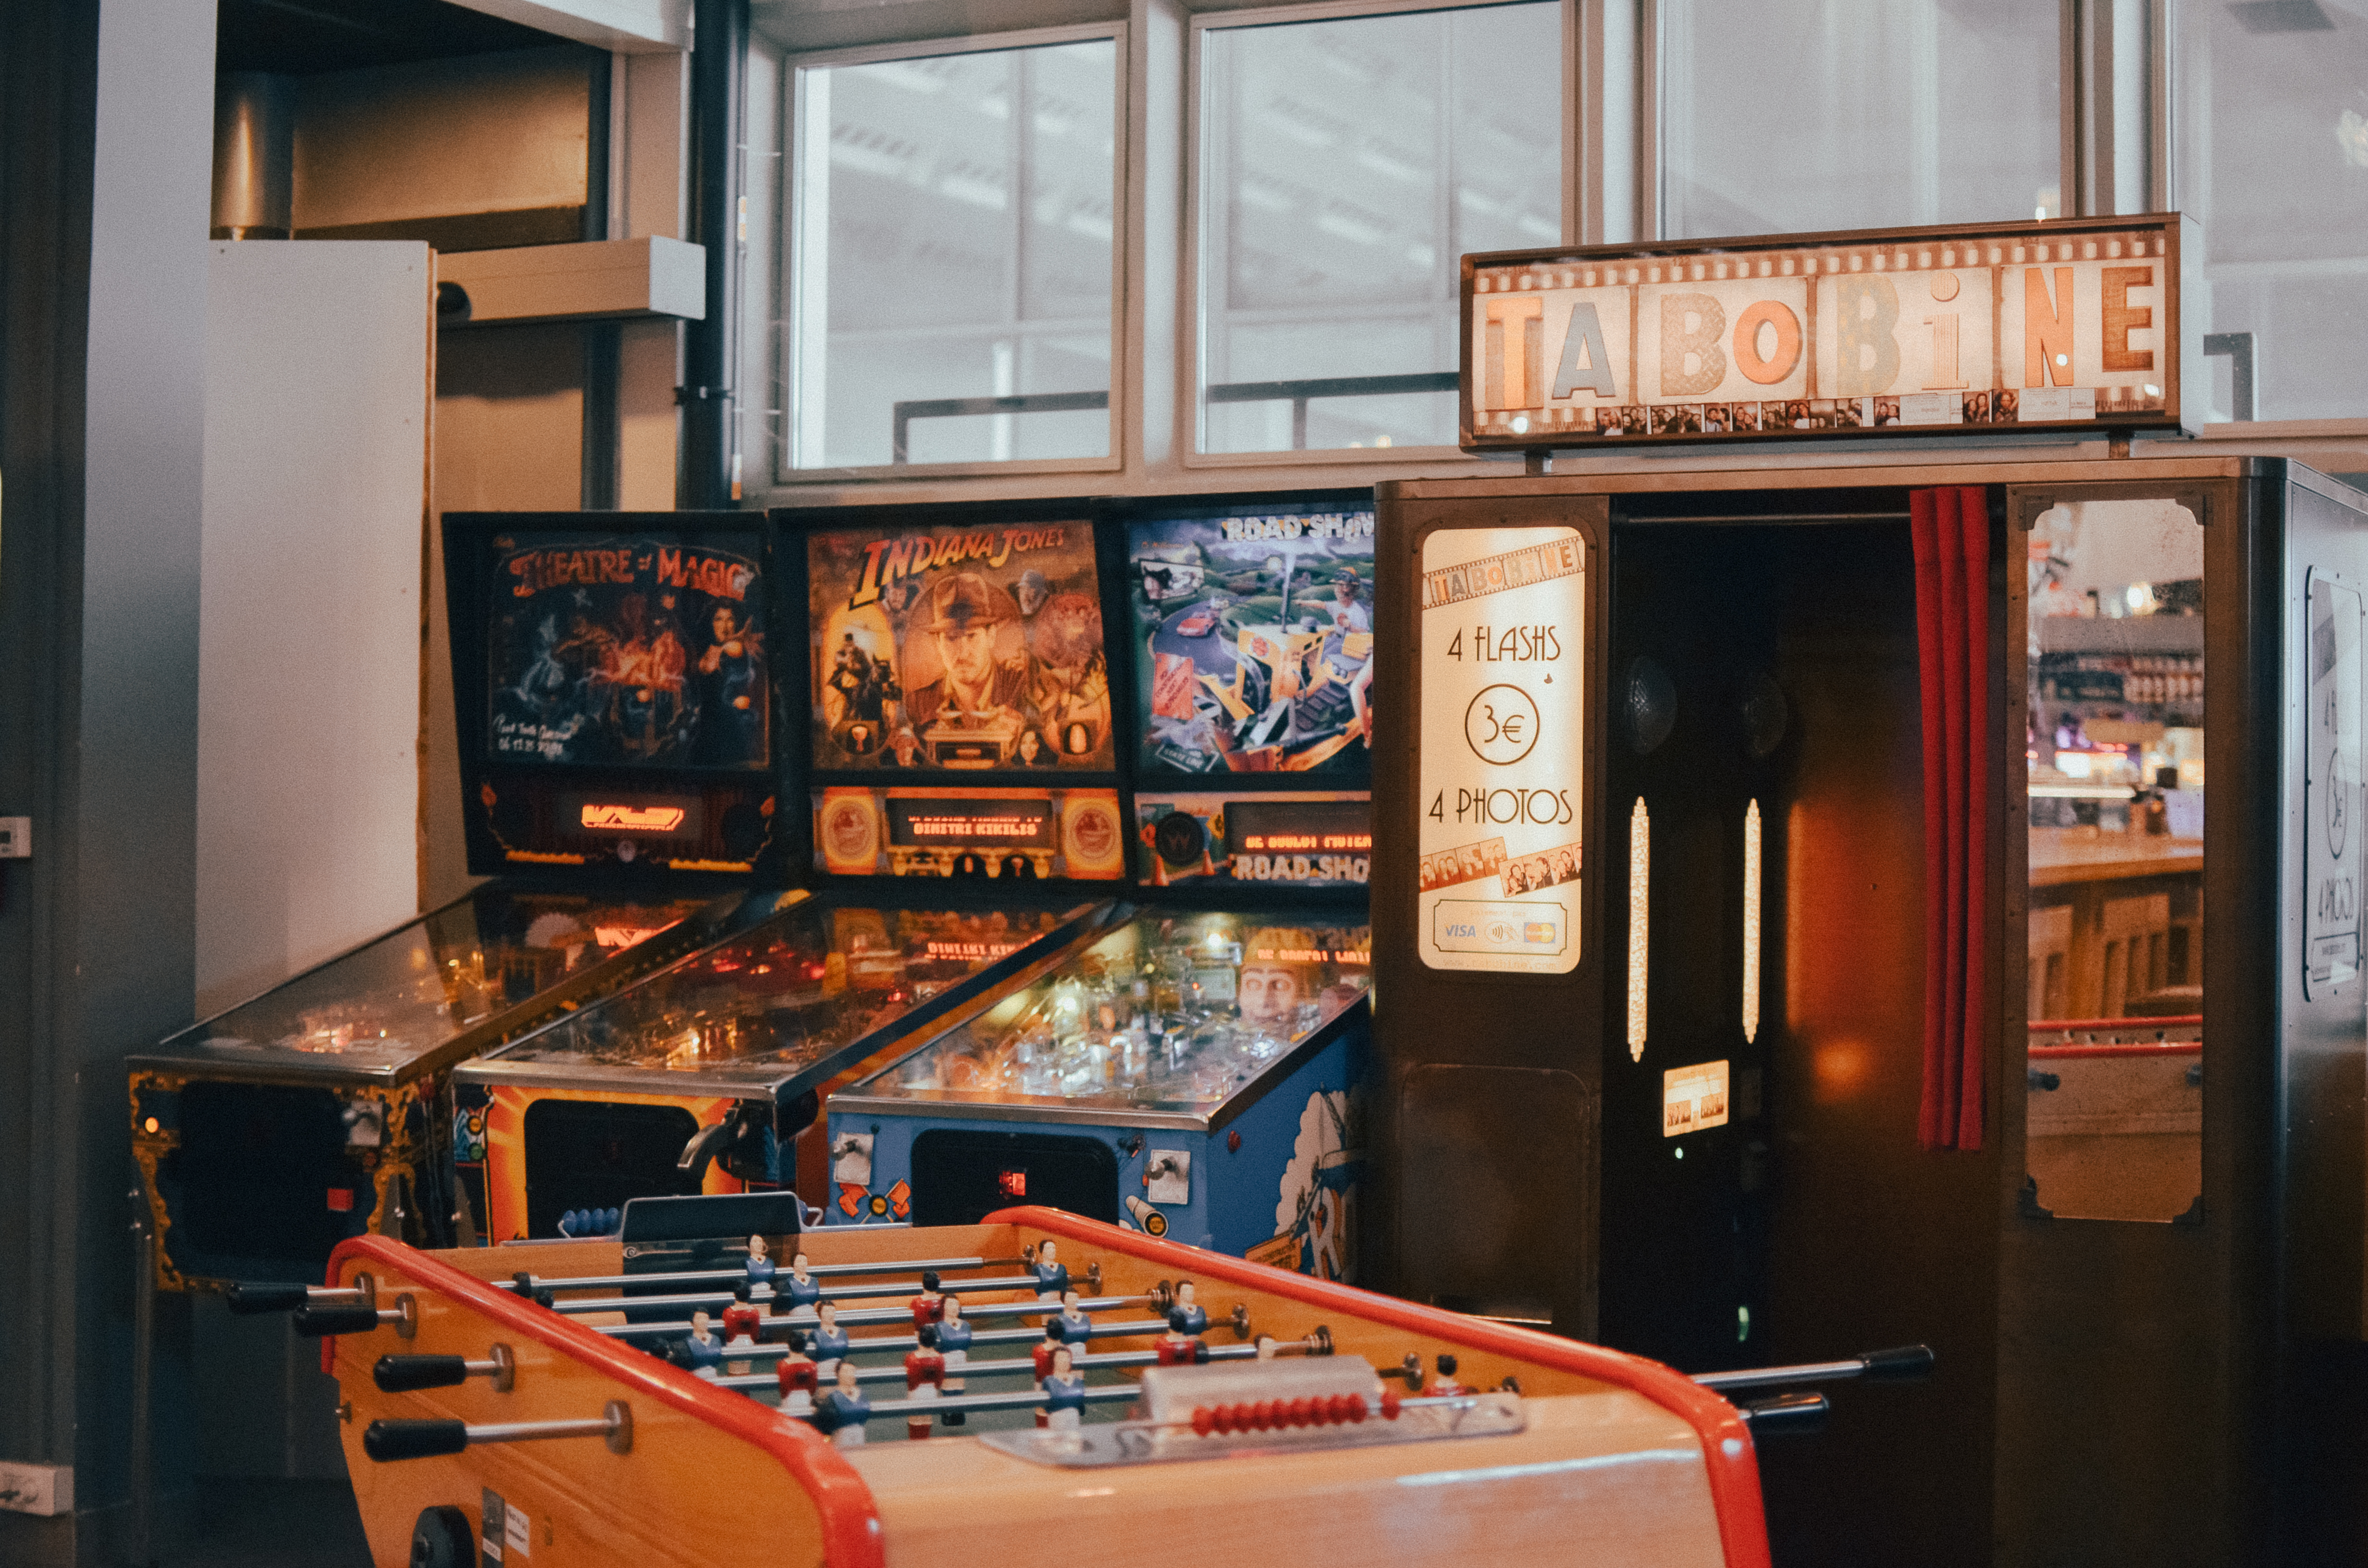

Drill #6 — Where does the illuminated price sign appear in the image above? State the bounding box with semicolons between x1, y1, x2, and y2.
562;794;701;838
1459;213;2195;451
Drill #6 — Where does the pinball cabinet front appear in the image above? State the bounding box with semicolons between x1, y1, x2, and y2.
1374;457;2368;1568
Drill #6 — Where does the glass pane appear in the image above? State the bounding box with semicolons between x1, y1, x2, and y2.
786;38;1117;471
2025;499;2204;1224
2179;1;2368;419
1662;0;2060;239
853;911;1371;1115
1197;3;1561;453
160;889;711;1074
489;903;1077;1090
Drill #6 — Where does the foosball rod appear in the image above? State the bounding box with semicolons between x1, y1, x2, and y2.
541;1273;1048;1313
588;1293;1160;1334
608;1317;1174;1354
714;1340;1274;1391
504;1255;1027;1293
1689;1344;1935;1395
808;1385;1490;1426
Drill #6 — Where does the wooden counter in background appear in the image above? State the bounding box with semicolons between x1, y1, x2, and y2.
2028;828;2204;1019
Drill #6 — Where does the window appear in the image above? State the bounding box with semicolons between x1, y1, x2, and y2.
1194;1;1562;455
1660;0;2061;239
2179;0;2368;421
784;33;1120;473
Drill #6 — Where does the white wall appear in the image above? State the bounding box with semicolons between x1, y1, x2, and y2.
197;242;432;1016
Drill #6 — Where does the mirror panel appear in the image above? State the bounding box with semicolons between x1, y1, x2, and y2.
2025;499;2204;1223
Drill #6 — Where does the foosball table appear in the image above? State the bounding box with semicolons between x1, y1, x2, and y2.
234;1203;1923;1568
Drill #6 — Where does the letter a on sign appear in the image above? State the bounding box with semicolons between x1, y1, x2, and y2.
1552;302;1618;399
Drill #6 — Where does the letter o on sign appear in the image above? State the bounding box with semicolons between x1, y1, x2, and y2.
1732;301;1803;386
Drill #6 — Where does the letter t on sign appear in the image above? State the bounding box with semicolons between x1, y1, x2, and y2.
1485;295;1545;410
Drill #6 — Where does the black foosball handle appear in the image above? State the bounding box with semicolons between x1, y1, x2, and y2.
294;1305;384;1337
363;1419;469;1462
224;1282;310;1316
374;1355;469;1392
1739;1392;1828;1437
1860;1344;1936;1382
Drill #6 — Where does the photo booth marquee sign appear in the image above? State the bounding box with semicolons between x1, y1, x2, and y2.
1458;214;2197;451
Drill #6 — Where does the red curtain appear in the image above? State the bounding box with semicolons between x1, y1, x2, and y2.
1910;487;1990;1151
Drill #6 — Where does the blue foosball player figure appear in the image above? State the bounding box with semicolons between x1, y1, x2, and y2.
1030;1239;1070;1302
779;1252;823;1318
744;1234;776;1287
1031;1324;1064;1428
935;1296;972;1428
809;1299;850;1379
1051;1287;1095;1345
1041;1345;1085;1432
681;1310;723;1378
1168;1280;1209;1336
1157;1282;1209;1366
814;1361;870;1450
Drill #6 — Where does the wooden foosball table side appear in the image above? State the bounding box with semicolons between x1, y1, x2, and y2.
322;1209;1769;1568
325;1234;879;1568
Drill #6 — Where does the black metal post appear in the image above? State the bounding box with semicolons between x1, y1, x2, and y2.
681;0;748;507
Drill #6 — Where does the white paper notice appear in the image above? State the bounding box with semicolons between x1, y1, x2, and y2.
2307;569;2361;997
1417;526;1586;974
2018;385;2097;422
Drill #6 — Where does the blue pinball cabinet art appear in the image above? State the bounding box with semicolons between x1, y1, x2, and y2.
823;906;1372;1280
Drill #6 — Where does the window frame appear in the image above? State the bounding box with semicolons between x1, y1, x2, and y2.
779;20;1135;483
1181;0;1580;467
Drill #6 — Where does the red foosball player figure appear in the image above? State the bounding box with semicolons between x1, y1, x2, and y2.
909;1270;946;1331
721;1282;763;1346
1040;1345;1085;1433
904;1327;946;1440
1424;1354;1470;1398
814;1360;870;1450
776;1345;819;1414
935;1296;972;1428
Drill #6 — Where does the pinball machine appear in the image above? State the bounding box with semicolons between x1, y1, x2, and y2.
794;492;1381;1279
127;511;781;1294
1367;214;2368;1566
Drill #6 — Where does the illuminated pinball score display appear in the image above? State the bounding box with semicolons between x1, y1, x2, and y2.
1457;213;2197;450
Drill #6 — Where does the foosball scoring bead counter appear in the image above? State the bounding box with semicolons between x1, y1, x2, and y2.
234;1208;1931;1567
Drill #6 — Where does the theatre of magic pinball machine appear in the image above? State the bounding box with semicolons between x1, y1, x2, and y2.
1364;212;2368;1566
803;492;1381;1280
127;513;788;1293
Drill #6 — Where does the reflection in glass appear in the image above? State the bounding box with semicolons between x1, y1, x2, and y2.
2025;500;2203;1223
492;904;1074;1085
856;911;1370;1115
1662;0;2059;240
1197;3;1560;453
163;891;711;1074
2178;2;2368;418
786;39;1117;470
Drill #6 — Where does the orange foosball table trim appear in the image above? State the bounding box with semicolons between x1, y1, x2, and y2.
321;1206;1772;1568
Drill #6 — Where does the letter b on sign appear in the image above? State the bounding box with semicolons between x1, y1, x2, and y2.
1660;293;1726;397
1834;275;1901;396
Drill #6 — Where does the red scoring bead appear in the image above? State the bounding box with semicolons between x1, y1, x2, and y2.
1381;1389;1402;1421
1347;1394;1368;1423
1288;1397;1312;1428
1192;1407;1215;1437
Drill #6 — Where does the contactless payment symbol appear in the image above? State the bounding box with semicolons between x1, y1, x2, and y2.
1465;684;1540;765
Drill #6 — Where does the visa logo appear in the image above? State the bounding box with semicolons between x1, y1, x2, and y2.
1446;923;1476;937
